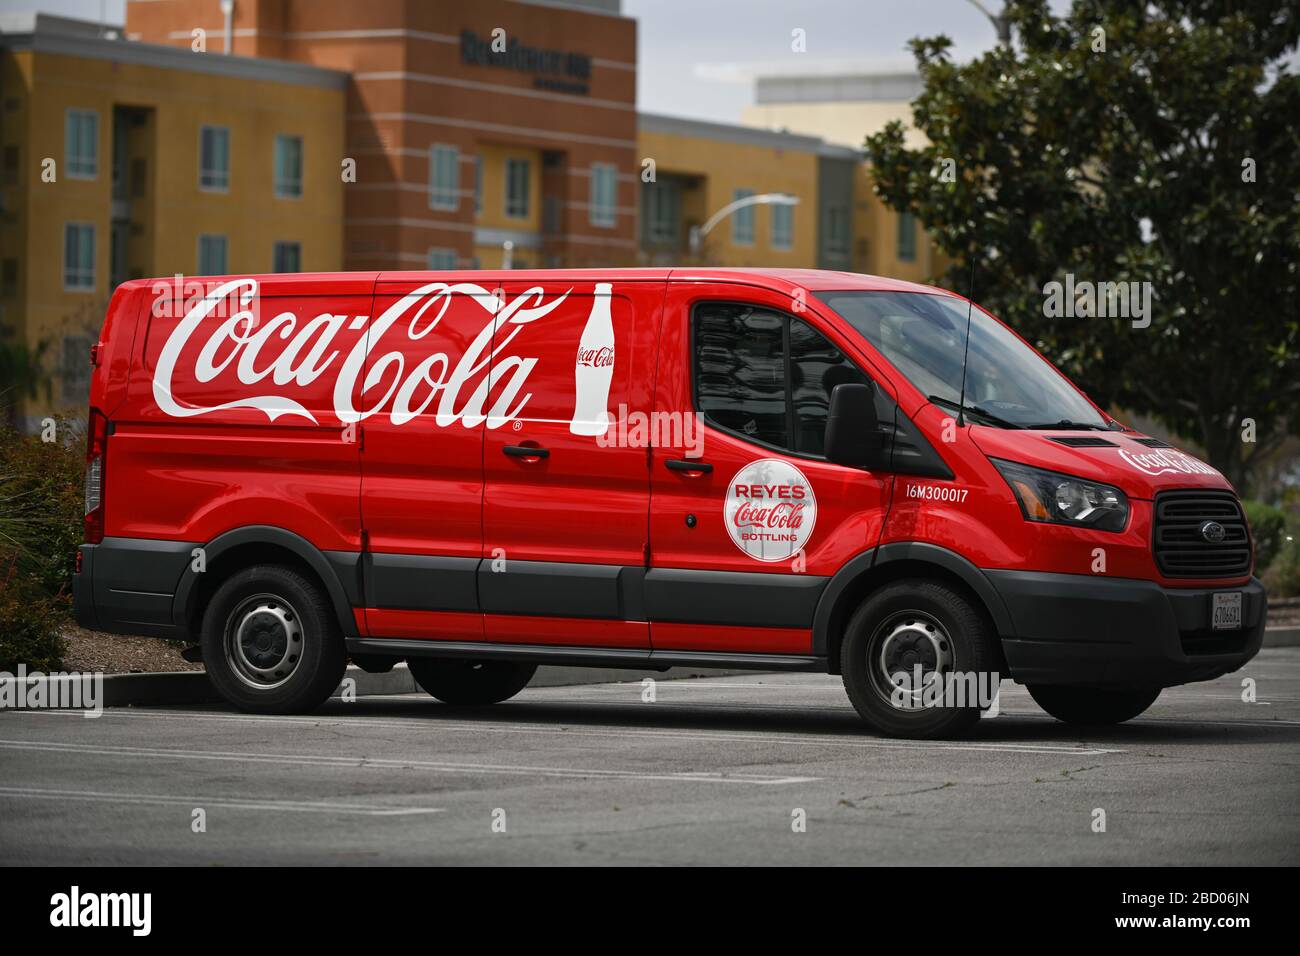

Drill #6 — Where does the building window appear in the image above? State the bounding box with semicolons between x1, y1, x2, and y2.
275;135;303;198
771;201;793;250
504;157;530;219
198;234;228;275
427;144;459;211
826;205;850;257
474;154;483;215
644;180;679;246
273;241;301;273
66;109;99;179
732;188;754;245
426;247;459;270
63;223;95;290
897;211;917;262
589;163;617;227
199;125;230;191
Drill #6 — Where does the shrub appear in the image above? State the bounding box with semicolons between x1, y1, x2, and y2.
1264;536;1300;599
1243;500;1287;572
0;559;66;672
0;417;84;671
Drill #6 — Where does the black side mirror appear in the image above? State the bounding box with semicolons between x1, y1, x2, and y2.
825;383;887;469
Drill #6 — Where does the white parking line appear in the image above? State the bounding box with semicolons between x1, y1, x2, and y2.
0;739;818;785
4;709;1124;755
996;710;1300;729
0;785;443;816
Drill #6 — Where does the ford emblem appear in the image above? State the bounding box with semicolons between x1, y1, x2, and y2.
1200;520;1226;543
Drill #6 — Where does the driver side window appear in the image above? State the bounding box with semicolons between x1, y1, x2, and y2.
693;301;872;457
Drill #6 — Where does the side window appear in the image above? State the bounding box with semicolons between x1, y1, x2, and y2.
694;301;871;457
789;317;870;455
695;303;787;447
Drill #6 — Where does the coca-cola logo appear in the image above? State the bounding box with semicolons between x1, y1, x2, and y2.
724;459;817;562
1117;447;1218;478
151;278;573;429
576;346;615;368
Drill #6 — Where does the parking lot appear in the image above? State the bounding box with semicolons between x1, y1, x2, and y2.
2;647;1298;866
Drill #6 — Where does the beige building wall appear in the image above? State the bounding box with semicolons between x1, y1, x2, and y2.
741;74;949;284
0;19;345;424
637;125;819;267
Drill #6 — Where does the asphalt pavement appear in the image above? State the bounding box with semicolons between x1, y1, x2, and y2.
2;648;1298;865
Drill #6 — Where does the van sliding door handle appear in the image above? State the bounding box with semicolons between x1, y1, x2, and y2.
665;458;712;473
503;445;549;459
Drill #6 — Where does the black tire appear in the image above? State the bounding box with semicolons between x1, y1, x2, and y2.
200;564;346;714
841;578;999;739
407;658;536;705
1028;684;1161;726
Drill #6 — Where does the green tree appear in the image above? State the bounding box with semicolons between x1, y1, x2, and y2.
865;0;1300;494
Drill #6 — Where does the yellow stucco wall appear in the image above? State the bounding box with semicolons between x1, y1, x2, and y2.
3;47;344;419
637;128;819;267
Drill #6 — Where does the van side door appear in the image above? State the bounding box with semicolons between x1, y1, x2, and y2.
647;282;895;658
359;277;503;642
479;279;662;648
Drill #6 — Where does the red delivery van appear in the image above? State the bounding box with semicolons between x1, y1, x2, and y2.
72;269;1265;738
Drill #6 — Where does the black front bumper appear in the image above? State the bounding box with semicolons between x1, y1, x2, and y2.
986;570;1266;688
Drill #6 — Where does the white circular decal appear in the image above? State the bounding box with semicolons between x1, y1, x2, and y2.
725;459;817;563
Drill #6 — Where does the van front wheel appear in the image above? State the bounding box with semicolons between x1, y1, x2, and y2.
1028;684;1160;726
841;579;999;739
407;658;536;705
201;564;346;714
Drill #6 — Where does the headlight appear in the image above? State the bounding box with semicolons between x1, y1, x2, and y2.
992;458;1129;533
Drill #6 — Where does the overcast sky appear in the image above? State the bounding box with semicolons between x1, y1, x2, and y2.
17;0;1046;122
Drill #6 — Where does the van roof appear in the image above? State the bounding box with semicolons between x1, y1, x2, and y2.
125;268;953;299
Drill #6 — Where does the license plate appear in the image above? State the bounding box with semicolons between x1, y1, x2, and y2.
1212;591;1243;631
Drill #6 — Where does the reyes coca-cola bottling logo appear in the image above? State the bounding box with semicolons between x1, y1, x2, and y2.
724;459;817;562
151;277;612;434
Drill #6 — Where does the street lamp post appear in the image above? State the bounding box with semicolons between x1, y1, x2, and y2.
688;193;800;258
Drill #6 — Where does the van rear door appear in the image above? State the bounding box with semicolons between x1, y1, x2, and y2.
478;278;662;648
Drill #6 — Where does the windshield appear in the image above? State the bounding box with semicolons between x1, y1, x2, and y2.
815;291;1108;429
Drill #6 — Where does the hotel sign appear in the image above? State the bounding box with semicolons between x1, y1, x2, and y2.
460;29;592;96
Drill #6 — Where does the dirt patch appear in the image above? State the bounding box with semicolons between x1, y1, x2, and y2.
60;626;203;674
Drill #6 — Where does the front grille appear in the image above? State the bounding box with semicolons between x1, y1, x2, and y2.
1153;490;1252;578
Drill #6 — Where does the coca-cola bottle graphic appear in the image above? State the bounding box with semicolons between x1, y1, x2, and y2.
570;282;616;436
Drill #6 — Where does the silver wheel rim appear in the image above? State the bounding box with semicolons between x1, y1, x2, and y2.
868;611;955;709
225;593;304;690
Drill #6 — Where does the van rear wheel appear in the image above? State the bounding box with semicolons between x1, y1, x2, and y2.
407;658;536;705
201;564;346;714
1028;684;1160;725
841;579;999;739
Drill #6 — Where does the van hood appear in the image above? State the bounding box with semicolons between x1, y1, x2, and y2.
968;427;1233;500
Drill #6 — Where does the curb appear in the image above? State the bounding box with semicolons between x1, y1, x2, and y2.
1264;626;1300;648
0;663;757;709
338;663;754;697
